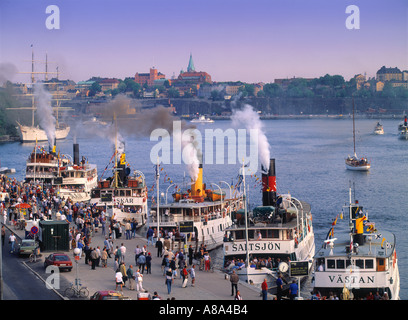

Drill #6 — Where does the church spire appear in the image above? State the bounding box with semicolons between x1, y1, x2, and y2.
187;53;195;72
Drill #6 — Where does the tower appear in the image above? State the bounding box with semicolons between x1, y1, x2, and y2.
187;53;195;72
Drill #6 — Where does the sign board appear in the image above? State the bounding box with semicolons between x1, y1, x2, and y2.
31;226;39;235
290;261;309;277
179;221;194;233
54;177;63;185
101;193;113;202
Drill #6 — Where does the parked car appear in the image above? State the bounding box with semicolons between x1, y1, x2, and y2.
16;239;39;256
44;253;73;271
90;290;131;300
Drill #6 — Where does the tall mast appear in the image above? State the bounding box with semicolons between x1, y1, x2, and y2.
352;99;356;156
31;45;35;127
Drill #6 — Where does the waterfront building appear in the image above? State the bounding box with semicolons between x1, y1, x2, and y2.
134;68;166;87
376;66;402;82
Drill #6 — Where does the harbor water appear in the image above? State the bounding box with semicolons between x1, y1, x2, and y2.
1;117;407;299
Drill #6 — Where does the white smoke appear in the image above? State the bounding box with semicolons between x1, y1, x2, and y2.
34;83;56;146
231;104;270;171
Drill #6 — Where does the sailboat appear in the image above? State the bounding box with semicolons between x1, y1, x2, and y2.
345;100;370;171
12;49;70;142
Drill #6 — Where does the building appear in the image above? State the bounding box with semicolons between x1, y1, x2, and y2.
99;78;120;92
175;54;212;85
134;68;166;87
376;66;402;82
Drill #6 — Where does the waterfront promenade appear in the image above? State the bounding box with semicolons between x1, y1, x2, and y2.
4;221;269;301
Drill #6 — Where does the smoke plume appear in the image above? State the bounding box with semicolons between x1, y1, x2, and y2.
231;104;270;171
34;83;56;146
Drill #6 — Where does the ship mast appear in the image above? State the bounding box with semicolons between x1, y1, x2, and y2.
352;99;356;157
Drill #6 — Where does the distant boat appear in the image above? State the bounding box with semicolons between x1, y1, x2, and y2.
398;116;408;140
190;115;214;123
373;121;384;135
345;100;370;171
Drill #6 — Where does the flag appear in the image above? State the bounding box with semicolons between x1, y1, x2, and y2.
381;237;386;249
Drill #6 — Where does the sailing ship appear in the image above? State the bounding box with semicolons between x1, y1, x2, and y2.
147;162;245;253
222;159;315;294
311;188;400;300
398;115;408;140
345;100;370;171
12;49;70;142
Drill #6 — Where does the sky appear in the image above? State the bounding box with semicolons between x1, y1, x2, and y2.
0;0;407;84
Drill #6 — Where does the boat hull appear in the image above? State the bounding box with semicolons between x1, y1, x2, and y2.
345;163;371;171
18;124;70;142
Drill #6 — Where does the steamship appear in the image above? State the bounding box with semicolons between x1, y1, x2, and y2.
147;163;245;252
90;152;148;227
25;141;98;202
312;189;400;300
223;159;315;292
398;115;408;140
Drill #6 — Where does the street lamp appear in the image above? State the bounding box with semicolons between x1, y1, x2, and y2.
73;248;81;292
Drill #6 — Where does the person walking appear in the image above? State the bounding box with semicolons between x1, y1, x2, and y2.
276;273;284;300
181;265;188;288
101;247;108;268
119;262;128;287
165;268;173;295
234;290;243;300
137;252;146;274
8;232;16;253
146;226;154;246
145;252;152;274
119;243;126;263
156;237;163;257
261;278;268;300
188;244;194;266
136;268;145;292
230;270;239;296
188;265;196;287
90;247;99;270
289;279;299;300
127;264;135;290
115;270;123;292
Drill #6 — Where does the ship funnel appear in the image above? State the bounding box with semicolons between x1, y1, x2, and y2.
262;159;277;207
49;137;57;155
191;163;204;202
73;143;80;165
351;204;366;246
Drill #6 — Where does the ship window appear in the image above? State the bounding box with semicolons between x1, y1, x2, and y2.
235;230;244;240
267;229;279;239
346;259;351;268
126;190;131;196
327;259;335;269
248;230;254;239
336;259;345;269
355;259;364;269
365;259;374;269
120;190;125;197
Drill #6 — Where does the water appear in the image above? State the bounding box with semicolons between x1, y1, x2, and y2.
1;118;407;299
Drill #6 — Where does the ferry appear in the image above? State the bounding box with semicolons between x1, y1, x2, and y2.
147;163;245;253
90;152;148;227
398;116;408;140
373;122;384;135
223;159;315;292
190;115;214;123
25;142;98;202
57;143;98;202
311;189;400;300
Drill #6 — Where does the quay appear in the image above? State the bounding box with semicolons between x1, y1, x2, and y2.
2;221;271;301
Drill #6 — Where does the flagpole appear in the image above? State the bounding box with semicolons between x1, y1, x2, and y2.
156;157;160;241
242;159;249;280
